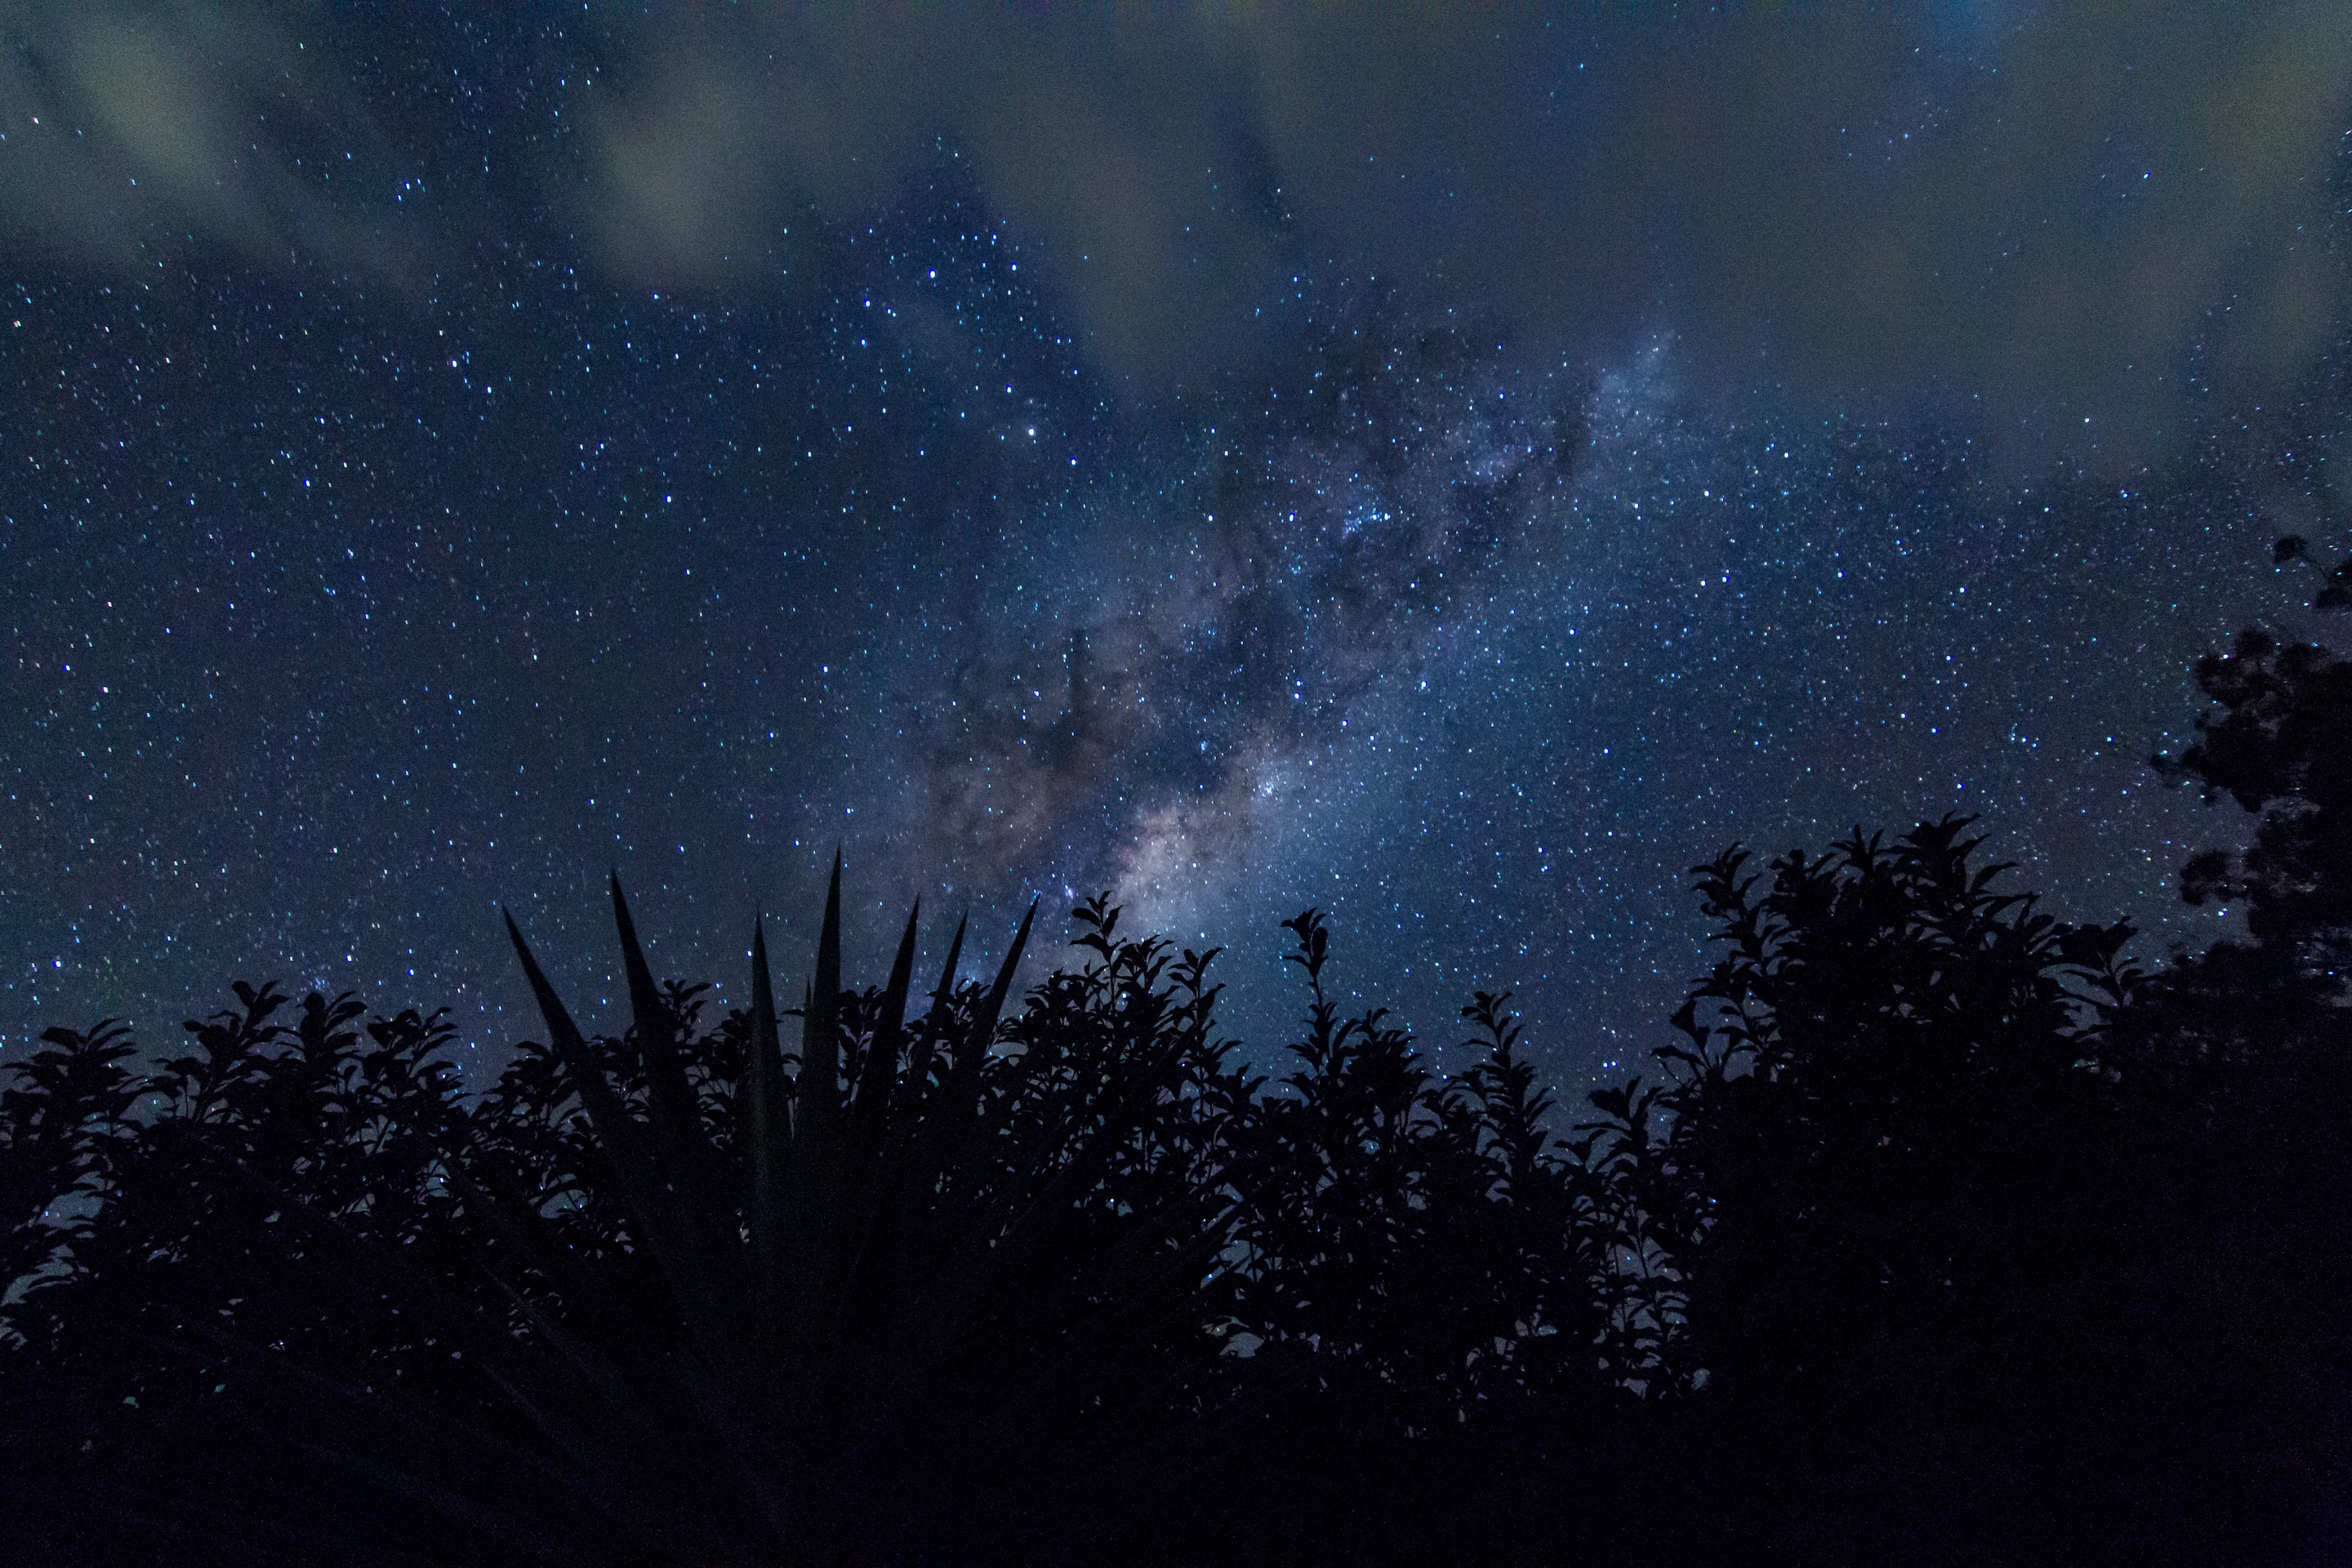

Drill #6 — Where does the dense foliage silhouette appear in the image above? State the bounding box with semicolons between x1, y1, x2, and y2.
3;541;2347;1564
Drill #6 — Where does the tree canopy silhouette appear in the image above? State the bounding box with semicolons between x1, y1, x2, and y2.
3;542;2349;1565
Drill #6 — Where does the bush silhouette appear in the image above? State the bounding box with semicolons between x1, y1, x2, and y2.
0;871;1643;1564
3;543;2350;1563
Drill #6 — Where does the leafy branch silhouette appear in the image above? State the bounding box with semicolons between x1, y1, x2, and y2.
3;543;2349;1562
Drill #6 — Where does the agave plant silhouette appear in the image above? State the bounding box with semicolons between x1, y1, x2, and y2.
141;858;1245;1566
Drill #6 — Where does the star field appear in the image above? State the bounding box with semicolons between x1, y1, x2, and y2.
2;11;2344;1088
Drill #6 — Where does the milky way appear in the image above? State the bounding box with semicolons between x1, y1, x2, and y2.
3;10;2344;1087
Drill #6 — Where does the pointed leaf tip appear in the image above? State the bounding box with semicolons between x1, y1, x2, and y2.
608;875;670;1042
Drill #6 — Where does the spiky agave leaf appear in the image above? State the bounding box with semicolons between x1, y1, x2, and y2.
849;902;920;1172
505;910;738;1376
799;851;847;1145
743;913;789;1322
607;876;728;1250
919;898;1037;1192
895;914;965;1138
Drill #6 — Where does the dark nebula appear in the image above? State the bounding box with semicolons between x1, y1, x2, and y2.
3;7;2346;1084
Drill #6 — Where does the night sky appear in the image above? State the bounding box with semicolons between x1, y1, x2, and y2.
5;7;2348;1088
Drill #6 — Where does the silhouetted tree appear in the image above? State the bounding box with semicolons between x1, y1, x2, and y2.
1605;819;2158;1559
2152;535;2352;1033
14;532;2352;1564
2117;535;2352;1561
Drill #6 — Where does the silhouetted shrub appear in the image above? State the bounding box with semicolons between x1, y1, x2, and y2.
7;544;2351;1563
1;873;1646;1564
